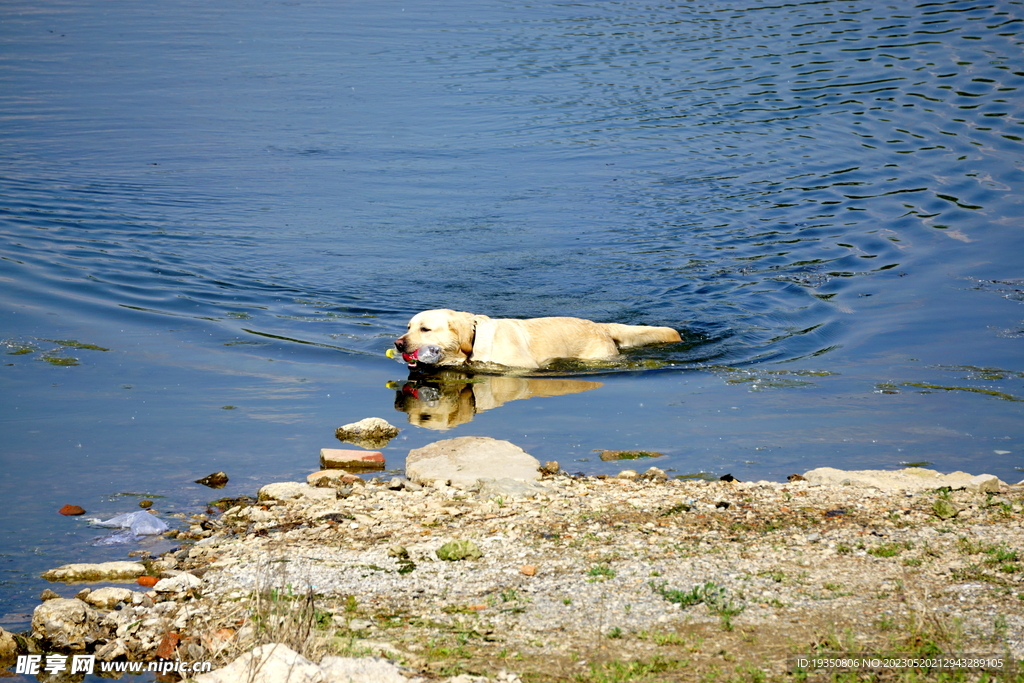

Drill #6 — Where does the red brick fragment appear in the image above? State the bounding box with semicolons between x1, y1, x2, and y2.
319;448;385;471
154;631;180;659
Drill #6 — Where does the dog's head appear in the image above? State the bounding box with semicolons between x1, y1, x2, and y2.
394;309;477;370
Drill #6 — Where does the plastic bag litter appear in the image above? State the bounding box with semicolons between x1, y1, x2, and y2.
93;511;169;541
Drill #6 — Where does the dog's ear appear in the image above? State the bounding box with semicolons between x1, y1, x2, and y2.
447;311;477;355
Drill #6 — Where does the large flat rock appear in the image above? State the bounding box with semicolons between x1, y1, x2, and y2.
405;437;541;489
803;467;1005;492
41;561;147;583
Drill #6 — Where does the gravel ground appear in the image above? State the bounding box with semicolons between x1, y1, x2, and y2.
166;469;1024;681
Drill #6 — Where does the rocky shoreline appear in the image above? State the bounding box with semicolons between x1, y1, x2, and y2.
5;437;1024;682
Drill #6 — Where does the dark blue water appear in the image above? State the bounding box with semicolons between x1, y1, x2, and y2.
2;0;1024;672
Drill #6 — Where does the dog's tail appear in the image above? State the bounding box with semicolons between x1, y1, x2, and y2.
603;323;682;349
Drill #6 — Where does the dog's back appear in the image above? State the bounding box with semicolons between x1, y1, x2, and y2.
600;322;682;348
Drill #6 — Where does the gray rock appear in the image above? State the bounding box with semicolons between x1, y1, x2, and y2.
0;626;18;658
153;573;202;593
31;598;101;650
257;482;338;503
802;467;1007;492
640;466;668;481
540;460;560;475
82;586;135;609
406;437;541;489
95;638;129;662
476;478;550;500
194;643;324;683
335;417;400;449
345;618;374;631
320;655;420;683
966;474;1001;494
41;561;146;583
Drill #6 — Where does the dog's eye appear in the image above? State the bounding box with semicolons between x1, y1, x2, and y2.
420;327;430;332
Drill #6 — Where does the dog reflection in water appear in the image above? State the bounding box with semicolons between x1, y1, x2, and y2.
390;371;602;430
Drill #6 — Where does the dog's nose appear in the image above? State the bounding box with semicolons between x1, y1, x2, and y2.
394;338;406;351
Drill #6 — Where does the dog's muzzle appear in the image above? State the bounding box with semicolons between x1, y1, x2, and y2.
392;344;443;368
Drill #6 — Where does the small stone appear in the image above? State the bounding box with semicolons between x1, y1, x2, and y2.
715;501;731;509
58;504;85;516
932;498;960;520
335;417;400;449
520;564;537;576
139;500;153;509
719;474;739;482
641;467;668;481
540;461;560;475
387;545;410;559
195;472;229;488
40;589;60;601
137;576;159;588
306;469;354;487
95;638;129;662
787;474;806;482
436;539;483;561
617;469;638;480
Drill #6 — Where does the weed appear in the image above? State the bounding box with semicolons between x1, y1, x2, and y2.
661;501;693;516
868;542;905;558
247;582;332;664
650;581;746;631
574;655;680;683
587;563;616;581
642;630;687;646
650;580;706;608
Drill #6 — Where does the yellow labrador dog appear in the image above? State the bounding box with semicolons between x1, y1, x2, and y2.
394;309;681;370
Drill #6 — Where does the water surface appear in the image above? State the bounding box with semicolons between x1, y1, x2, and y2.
2;0;1024;673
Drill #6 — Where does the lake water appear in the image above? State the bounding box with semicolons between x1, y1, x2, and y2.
2;0;1023;674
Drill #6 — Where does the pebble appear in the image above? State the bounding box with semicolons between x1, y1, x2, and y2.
28;463;1024;680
